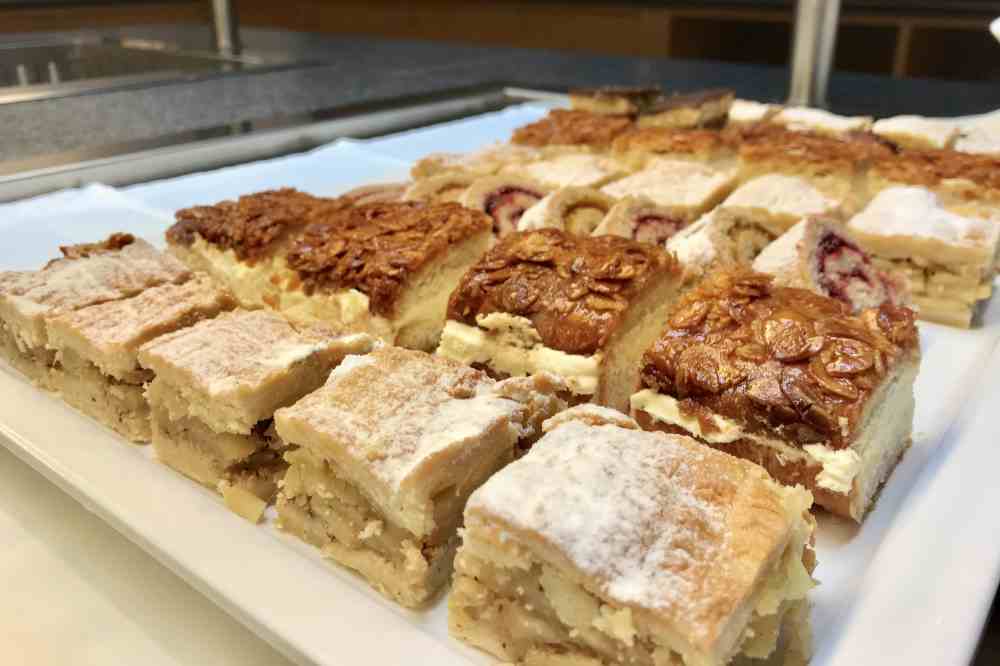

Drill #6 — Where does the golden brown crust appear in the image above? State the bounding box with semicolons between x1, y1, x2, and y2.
639;268;919;449
511;109;635;148
611;126;734;158
167;188;335;262
446;228;681;355
739;126;894;173
872;148;1000;193
57;233;136;261
646;87;734;113
286;201;491;316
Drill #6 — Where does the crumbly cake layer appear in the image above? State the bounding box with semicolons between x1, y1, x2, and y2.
453;412;816;665
666;211;777;275
612;126;735;164
639;269;919;451
602;158;736;215
0;320;56;386
46;275;235;382
512;109;635;149
139;309;370;435
447;229;680;356
870;149;1000;200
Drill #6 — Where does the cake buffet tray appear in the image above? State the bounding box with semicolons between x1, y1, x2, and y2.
0;92;999;666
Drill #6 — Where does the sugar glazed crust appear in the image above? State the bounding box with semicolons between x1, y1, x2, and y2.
511;109;635;148
872;148;1000;192
739;126;895;171
639;269;919;449
285;201;491;316
447;228;680;355
612;126;734;157
167;188;335;262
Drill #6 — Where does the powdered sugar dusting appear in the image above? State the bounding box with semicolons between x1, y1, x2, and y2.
849;186;998;246
276;346;526;493
722;174;839;218
468;421;756;640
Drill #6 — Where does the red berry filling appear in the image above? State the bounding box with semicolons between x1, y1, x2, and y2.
634;214;684;245
484;187;542;237
816;232;894;305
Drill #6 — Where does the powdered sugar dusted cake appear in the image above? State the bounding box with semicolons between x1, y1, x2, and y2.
450;405;816;666
631;268;920;522
274;346;566;607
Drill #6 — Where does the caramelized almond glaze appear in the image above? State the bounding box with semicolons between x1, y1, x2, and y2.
447;228;680;355
511;109;635;148
640;269;918;449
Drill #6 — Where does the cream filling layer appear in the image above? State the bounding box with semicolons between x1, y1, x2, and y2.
437;314;601;395
630;389;858;494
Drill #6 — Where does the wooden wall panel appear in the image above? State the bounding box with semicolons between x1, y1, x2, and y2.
0;2;209;33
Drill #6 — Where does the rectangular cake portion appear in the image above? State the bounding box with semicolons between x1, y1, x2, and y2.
631;269;920;522
636;87;735;129
168;194;493;351
847;186;1000;327
0;233;190;387
868;148;1000;204
274;346;566;607
45;275;236;442
511;109;636;150
438;229;686;412
601;158;737;223
137;308;371;521
450;405;817;666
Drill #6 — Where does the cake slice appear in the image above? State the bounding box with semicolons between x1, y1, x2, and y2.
569;86;662;115
450;405;817;666
411;143;541;179
137;309;372;521
336;182;408;206
505;150;626;189
752;217;909;312
871;115;959;151
868;148;1000;204
637;87;735;129
0;233;190;387
601;158;737;221
459;175;552;239
726;99;780;127
847;186;1000;327
274;346;567;607
402;172;476;203
45;275;236;442
438;229;685;411
168;197;493;351
517;187;615;236
593;195;692;245
771;107;873;137
611;127;735;169
511;109;635;149
631;269;920;521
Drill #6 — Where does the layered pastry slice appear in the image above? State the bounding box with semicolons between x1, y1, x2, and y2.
411;143;541;180
438;229;685;412
451;405;817;666
0;233;190;387
518;187;615;236
45;275;236;442
602;158;737;224
870;115;959;151
336;182;408;206
847;186;1000;327
631;269;921;521
867;148;1000;204
274;346;567;607
611;127;735;170
402;172;476;204
637;87;735;129
460;175;552;239
137;309;372;521
569;86;662;115
752;216;909;312
511;109;635;150
770;107;873;137
504;150;626;189
593;195;692;245
169;198;493;351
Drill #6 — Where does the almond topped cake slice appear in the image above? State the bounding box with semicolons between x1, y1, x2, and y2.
437;229;685;412
752;217;909;313
868;148;1000;204
274;346;566;607
511;109;636;150
631;269;920;522
450;405;816;666
0;233;190;386
168;194;493;351
137;309;372;521
45;275;236;442
847;186;1000;327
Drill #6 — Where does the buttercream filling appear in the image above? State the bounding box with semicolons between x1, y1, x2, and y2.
630;389;859;494
437;315;601;395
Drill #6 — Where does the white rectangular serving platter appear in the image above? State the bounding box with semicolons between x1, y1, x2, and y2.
2;105;1000;666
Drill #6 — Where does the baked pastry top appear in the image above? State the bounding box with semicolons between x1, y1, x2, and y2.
464;414;811;659
740;126;894;171
447;229;680;355
611;126;733;159
640;269;919;450
511;109;635;148
284;201;492;316
569;85;662;114
872;148;1000;193
167;188;335;262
